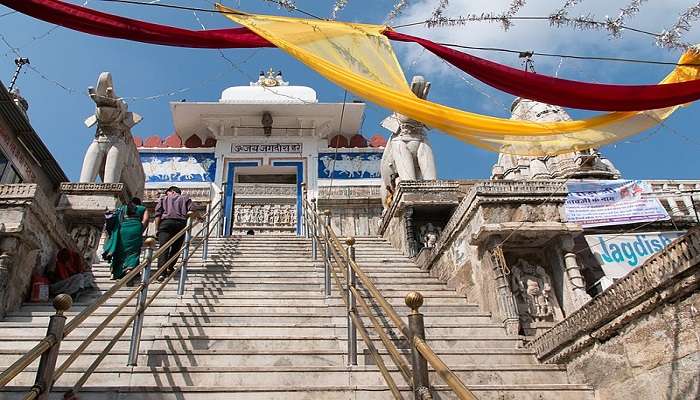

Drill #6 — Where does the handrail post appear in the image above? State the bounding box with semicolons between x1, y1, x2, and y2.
406;291;432;400
311;199;318;261
301;183;309;238
218;190;225;237
202;203;211;261
177;212;195;296
323;209;332;298
346;237;358;366
29;294;72;400
127;237;156;366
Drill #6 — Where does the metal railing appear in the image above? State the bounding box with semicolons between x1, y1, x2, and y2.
301;198;478;400
0;198;226;399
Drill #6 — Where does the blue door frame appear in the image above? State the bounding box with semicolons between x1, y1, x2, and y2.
223;161;261;236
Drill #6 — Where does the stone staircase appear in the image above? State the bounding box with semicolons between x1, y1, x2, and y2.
0;235;595;399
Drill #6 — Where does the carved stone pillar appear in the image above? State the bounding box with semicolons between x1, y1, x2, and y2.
561;236;592;309
0;253;10;318
488;243;520;336
405;207;418;258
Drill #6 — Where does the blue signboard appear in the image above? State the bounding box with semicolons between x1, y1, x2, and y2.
141;152;216;183
318;152;381;179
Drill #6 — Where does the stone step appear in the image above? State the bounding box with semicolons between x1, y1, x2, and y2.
89;275;446;286
0;332;520;354
0;347;540;369
91;292;470;304
0;384;596;400
4;364;571;387
2;312;496;327
87;281;453;291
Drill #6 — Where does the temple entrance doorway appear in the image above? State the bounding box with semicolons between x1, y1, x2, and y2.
226;165;300;235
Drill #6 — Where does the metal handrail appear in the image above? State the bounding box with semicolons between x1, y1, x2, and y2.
302;199;478;400
0;198;225;399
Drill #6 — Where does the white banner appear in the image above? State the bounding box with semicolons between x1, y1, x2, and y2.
585;231;685;279
565;180;669;228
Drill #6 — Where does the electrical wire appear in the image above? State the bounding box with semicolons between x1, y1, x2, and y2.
435;42;700;67
61;0;700;67
94;0;325;20
325;89;348;199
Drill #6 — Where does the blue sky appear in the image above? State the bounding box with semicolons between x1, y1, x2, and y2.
0;0;699;180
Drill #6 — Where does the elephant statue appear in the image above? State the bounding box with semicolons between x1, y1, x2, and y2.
380;76;437;209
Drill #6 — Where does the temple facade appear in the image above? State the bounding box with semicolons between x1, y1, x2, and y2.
0;72;697;400
136;70;385;236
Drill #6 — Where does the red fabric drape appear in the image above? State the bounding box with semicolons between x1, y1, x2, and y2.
5;0;700;111
385;30;700;111
0;0;273;48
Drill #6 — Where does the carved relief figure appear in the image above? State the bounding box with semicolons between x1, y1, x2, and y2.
70;225;99;264
511;259;554;322
79;72;145;197
380;76;437;209
234;204;296;228
419;223;442;249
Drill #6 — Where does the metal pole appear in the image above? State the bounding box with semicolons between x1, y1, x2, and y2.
301;183;309;238
8;57;30;92
323;210;332;298
218;190;225;237
346;237;358;366
202;203;211;261
30;294;72;400
406;291;431;400
127;238;156;366
311;199;318;261
177;212;194;296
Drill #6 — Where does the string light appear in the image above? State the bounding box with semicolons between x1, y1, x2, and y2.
385;0;410;23
331;0;349;20
657;2;700;51
430;0;450;22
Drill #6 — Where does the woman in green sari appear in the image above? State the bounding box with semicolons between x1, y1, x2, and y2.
103;198;149;282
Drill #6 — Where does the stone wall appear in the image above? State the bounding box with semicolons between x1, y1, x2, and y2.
317;185;383;237
529;227;700;400
382;180;587;336
0;184;75;315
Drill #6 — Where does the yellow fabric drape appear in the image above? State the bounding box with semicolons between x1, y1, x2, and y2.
217;5;700;155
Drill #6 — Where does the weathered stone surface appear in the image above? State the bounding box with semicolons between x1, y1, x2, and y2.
0;184;75;315
566;291;699;400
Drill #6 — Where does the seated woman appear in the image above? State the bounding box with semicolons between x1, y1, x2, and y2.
103;197;149;284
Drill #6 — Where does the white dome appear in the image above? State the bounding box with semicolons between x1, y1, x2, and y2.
220;85;318;104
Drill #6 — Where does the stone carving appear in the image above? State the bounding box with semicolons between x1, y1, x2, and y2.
235;184;297;197
143;187;211;202
380;76;437;208
78;72;145;198
491;98;620;181
511;259;555;322
318;185;381;199
419;223;442;249
234;204;297;228
70;225;100;265
529;228;700;363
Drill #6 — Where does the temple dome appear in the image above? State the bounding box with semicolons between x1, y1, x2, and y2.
219;69;317;104
220;85;318;104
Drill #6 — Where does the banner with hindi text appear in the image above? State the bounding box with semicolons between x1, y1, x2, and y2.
565;180;669;228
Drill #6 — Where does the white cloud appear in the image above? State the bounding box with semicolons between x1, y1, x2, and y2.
393;0;700;78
